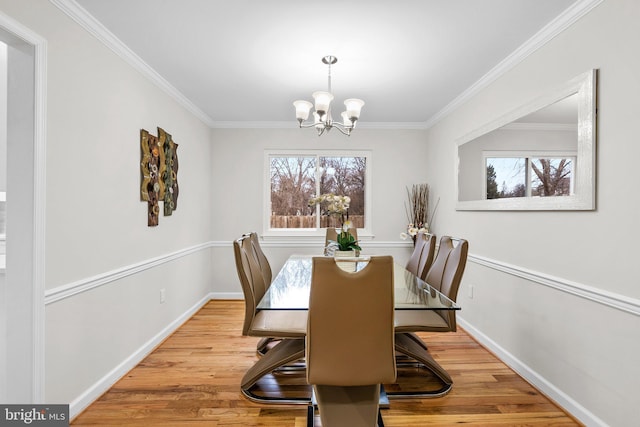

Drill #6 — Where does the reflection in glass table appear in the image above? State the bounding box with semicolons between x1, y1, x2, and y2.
257;255;460;312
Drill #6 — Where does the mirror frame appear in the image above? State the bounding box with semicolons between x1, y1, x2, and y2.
456;69;597;211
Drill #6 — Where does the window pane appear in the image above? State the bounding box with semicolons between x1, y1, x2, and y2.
268;155;367;230
486;157;526;199
270;156;316;228
318;156;366;229
530;158;573;197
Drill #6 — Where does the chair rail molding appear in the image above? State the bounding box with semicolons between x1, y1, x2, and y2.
468;253;640;316
44;242;213;305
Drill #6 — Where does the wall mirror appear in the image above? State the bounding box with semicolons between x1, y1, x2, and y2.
456;69;596;211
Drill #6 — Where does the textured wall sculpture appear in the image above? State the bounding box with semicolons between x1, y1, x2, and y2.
140;127;180;226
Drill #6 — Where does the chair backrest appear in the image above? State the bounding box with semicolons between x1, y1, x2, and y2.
424;236;469;330
405;232;428;277
417;233;436;281
425;236;468;299
306;256;397;387
405;232;436;281
246;232;272;286
233;234;269;336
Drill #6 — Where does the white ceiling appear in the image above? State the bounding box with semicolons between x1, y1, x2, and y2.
74;0;578;127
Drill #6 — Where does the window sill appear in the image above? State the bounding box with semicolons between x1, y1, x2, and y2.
261;229;374;242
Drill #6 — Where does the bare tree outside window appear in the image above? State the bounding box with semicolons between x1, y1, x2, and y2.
531;158;572;196
486;155;574;200
269;155;366;229
270;157;316;217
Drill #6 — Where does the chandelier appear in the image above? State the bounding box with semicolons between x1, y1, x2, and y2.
293;56;364;136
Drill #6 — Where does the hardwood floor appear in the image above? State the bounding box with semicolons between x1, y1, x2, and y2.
72;300;582;426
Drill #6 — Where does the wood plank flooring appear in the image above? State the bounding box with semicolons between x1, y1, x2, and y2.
71;300;582;426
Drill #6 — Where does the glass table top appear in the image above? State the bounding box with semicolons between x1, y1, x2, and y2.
257;255;460;311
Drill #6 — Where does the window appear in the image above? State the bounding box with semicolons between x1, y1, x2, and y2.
265;150;371;234
485;152;575;199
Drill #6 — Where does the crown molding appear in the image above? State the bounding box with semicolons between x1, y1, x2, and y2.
50;0;216;127
501;122;577;132
424;0;604;129
209;121;430;130
210;121;298;129
50;0;603;131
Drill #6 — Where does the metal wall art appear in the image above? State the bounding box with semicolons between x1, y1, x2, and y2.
140;127;179;226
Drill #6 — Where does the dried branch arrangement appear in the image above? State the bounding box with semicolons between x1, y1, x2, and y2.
405;183;430;228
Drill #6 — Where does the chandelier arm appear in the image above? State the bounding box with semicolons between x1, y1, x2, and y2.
332;121;354;131
298;121;322;129
331;123;352;136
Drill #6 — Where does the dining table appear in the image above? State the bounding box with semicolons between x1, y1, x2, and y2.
241;254;461;404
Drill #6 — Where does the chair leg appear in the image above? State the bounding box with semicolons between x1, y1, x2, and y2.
390;333;453;398
306;387;385;427
400;332;428;350
241;338;308;404
256;337;277;356
307;404;314;427
314;384;380;427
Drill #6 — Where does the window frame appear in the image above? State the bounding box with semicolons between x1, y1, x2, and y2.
263;149;373;238
482;150;576;200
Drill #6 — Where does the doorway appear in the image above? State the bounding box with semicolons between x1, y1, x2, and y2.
0;14;46;403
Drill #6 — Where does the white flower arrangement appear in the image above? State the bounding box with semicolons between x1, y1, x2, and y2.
308;193;351;216
309;193;360;251
400;222;429;241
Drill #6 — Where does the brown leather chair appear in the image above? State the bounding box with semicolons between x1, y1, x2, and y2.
396;236;468;334
234;234;306;339
393;236;469;397
233;235;308;402
241;232;280;353
405;232;436;281
306;256;396;427
244;231;272;287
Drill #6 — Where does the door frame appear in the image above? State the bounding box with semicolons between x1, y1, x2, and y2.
0;10;46;403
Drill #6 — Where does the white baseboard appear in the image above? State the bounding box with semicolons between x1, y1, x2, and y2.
457;317;608;427
69;292;214;420
211;292;243;300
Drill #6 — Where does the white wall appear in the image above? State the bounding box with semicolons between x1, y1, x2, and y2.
0;0;214;414
0;39;6;402
0;41;6;192
4;1;636;425
424;1;640;426
208;127;431;295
